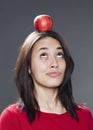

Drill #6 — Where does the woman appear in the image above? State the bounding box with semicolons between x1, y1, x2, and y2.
0;15;93;130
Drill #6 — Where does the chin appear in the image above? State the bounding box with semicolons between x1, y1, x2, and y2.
47;82;62;88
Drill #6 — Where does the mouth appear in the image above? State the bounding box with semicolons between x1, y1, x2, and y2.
46;72;61;77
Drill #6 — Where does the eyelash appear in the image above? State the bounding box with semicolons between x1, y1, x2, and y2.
40;52;64;58
40;53;47;58
57;52;64;58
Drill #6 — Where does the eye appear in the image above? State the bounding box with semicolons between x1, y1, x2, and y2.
40;53;48;58
57;52;64;58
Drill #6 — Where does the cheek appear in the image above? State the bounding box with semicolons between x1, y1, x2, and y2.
31;63;47;83
64;61;66;70
31;61;38;74
31;65;40;80
31;59;47;75
61;60;66;73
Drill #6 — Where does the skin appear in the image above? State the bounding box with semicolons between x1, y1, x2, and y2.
29;37;66;113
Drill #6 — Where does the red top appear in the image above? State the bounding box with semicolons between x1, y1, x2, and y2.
0;103;93;130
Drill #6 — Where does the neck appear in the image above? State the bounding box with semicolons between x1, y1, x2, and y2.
34;87;58;104
34;87;66;114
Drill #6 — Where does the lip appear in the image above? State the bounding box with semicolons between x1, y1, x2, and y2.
47;71;61;77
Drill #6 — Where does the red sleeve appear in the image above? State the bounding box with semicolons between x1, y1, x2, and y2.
87;109;93;130
0;108;21;130
78;105;93;130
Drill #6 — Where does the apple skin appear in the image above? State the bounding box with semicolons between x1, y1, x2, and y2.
34;14;53;32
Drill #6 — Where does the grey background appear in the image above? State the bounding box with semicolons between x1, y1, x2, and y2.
0;0;93;114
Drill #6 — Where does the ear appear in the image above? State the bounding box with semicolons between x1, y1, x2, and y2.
28;67;31;74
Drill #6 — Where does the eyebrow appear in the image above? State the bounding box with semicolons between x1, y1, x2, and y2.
38;46;63;51
57;47;63;50
38;47;48;51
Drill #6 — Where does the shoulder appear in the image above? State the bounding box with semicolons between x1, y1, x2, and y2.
77;104;93;121
0;103;26;130
0;103;21;117
77;104;92;114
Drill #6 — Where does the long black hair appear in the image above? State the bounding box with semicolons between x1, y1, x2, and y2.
14;30;80;122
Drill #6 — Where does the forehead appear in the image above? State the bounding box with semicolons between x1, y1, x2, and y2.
33;36;62;49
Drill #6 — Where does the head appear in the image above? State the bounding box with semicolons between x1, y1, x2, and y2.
15;30;74;97
14;30;75;121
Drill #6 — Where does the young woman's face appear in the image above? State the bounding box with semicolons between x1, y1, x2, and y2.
29;37;66;89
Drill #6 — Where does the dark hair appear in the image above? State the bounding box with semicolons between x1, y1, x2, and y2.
14;30;79;122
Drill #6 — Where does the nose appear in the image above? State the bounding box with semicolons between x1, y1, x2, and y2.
50;57;58;68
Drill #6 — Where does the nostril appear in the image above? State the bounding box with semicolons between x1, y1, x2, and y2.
51;65;54;68
51;65;58;68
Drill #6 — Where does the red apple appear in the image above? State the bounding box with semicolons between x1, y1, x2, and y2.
34;14;53;32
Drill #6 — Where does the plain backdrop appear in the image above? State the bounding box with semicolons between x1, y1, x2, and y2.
0;0;93;114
